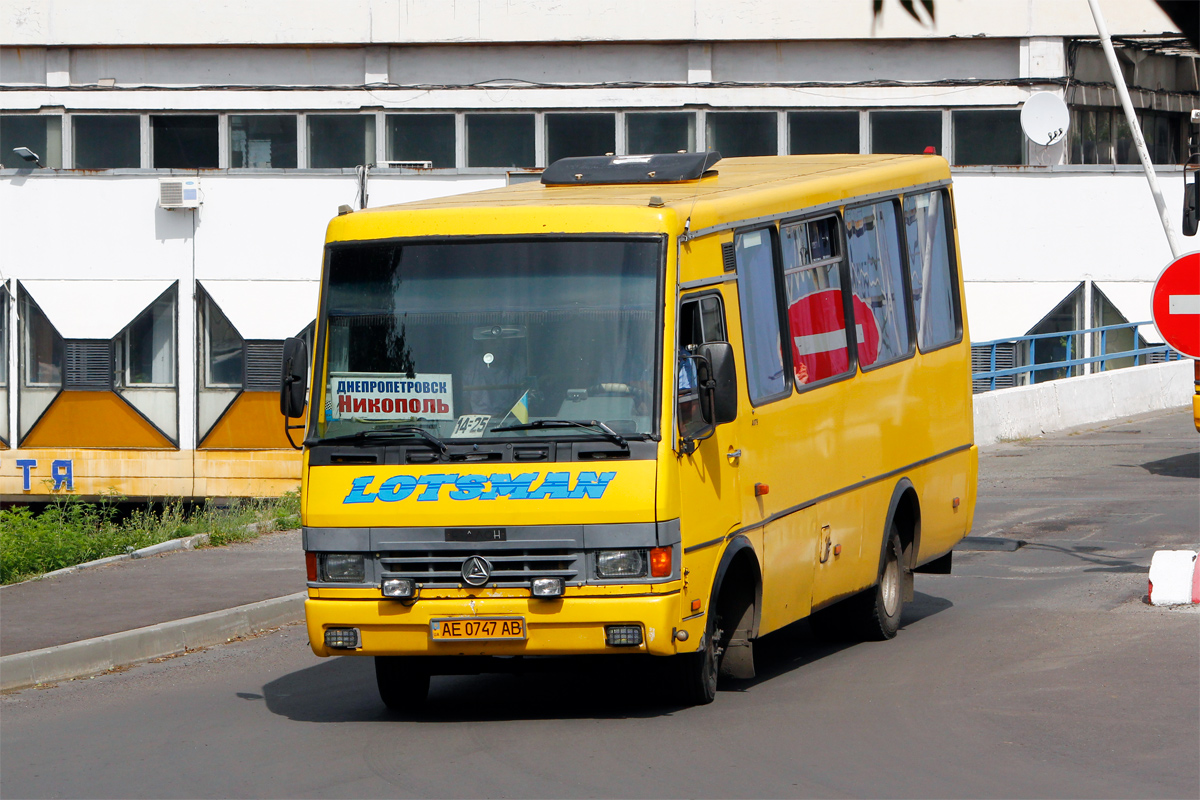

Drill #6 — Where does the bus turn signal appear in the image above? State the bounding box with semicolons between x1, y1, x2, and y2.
650;546;672;578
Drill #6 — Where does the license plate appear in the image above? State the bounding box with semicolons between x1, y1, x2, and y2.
430;617;526;641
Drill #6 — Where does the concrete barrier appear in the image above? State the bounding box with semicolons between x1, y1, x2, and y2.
973;360;1193;446
1148;550;1199;606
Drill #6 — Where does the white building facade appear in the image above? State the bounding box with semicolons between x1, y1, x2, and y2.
0;0;1196;497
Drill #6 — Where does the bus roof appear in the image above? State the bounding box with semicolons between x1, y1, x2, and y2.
329;154;951;242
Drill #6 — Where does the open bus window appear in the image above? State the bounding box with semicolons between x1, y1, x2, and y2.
781;216;853;386
903;191;961;351
845;201;911;368
735;229;788;404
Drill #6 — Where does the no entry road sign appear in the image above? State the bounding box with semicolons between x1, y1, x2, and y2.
1151;252;1200;359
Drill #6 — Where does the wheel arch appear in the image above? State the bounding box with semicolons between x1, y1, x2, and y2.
709;534;763;639
880;478;921;572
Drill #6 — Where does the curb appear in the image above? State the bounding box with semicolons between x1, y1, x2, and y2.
5;533;213;588
0;592;306;692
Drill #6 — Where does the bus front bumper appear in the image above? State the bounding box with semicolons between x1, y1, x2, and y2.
305;593;686;658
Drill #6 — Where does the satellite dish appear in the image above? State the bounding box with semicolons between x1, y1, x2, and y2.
1020;92;1070;147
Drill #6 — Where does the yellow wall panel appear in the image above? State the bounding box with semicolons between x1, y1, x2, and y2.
200;392;299;450
22;393;172;449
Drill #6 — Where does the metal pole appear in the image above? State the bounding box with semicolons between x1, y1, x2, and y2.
1086;0;1181;258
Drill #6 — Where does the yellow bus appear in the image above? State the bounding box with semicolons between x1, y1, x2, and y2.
286;153;977;708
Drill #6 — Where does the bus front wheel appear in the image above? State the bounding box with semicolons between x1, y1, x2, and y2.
375;656;430;712
675;615;722;705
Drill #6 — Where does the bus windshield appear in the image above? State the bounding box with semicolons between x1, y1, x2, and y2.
315;237;662;443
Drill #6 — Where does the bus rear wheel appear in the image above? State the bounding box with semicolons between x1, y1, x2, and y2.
375;656;430;712
810;527;905;642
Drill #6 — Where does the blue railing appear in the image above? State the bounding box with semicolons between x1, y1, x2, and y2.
971;320;1184;392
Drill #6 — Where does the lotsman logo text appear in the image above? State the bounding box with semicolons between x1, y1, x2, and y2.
342;471;617;504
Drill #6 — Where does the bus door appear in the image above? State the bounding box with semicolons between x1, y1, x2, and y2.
675;290;742;603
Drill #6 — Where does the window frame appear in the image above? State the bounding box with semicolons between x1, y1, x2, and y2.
842;196;917;373
118;289;178;389
227;113;300;170
777;211;860;393
201;293;245;389
900;188;964;354
733;224;793;407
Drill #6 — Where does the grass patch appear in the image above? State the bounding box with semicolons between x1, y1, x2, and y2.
0;490;300;585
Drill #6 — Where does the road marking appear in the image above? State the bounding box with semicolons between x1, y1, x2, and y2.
1167;294;1200;314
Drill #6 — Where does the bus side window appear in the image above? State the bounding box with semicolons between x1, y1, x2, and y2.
781;216;854;387
678;294;727;441
734;229;789;403
903;190;962;351
845;200;912;369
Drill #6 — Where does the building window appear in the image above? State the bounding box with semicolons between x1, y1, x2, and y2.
21;291;62;388
117;289;176;387
627;112;695;155
903;191;960;351
1069;107;1185;165
230;115;297;169
707;112;777;157
788;111;860;155
545;113;616;164
385;114;455;168
0;285;9;444
466;114;535;168
152;115;218;169
735;228;789;404
203;294;244;388
0;115;62;168
781;216;853;387
845;200;911;368
871;110;941;156
308;115;375;168
73;115;141;169
952;110;1024;166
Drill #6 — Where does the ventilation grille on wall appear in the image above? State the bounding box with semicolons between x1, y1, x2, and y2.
721;242;737;273
244;341;285;392
971;343;1018;393
64;340;113;390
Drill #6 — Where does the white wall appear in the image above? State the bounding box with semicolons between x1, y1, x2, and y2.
0;0;1178;46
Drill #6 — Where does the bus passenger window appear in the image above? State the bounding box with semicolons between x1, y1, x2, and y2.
735;230;788;403
845;201;911;368
781;217;852;386
903;191;961;351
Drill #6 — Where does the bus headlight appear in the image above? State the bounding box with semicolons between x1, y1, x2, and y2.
321;553;365;582
531;577;564;597
381;577;416;598
595;549;647;579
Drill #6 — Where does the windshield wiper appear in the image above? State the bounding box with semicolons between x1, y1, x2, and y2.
315;425;449;455
492;419;628;449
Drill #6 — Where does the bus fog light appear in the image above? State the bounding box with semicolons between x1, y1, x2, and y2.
532;577;564;597
321;553;365;582
605;625;643;647
596;549;647;579
382;578;415;598
324;627;361;649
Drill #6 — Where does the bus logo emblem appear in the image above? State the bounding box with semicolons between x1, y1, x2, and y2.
461;556;492;586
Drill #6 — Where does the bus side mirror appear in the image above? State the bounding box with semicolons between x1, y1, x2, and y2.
700;342;738;425
1183;172;1198;237
280;336;309;419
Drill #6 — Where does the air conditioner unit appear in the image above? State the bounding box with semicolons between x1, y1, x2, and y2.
159;178;202;209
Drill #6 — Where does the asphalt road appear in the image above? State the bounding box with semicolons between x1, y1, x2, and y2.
2;408;1197;799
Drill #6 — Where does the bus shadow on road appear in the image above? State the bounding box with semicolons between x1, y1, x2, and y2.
1134;452;1199;479
259;591;952;724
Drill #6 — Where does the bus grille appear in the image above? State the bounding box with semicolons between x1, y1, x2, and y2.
378;548;582;588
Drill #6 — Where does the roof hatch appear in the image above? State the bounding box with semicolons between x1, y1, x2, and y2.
540;152;722;185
